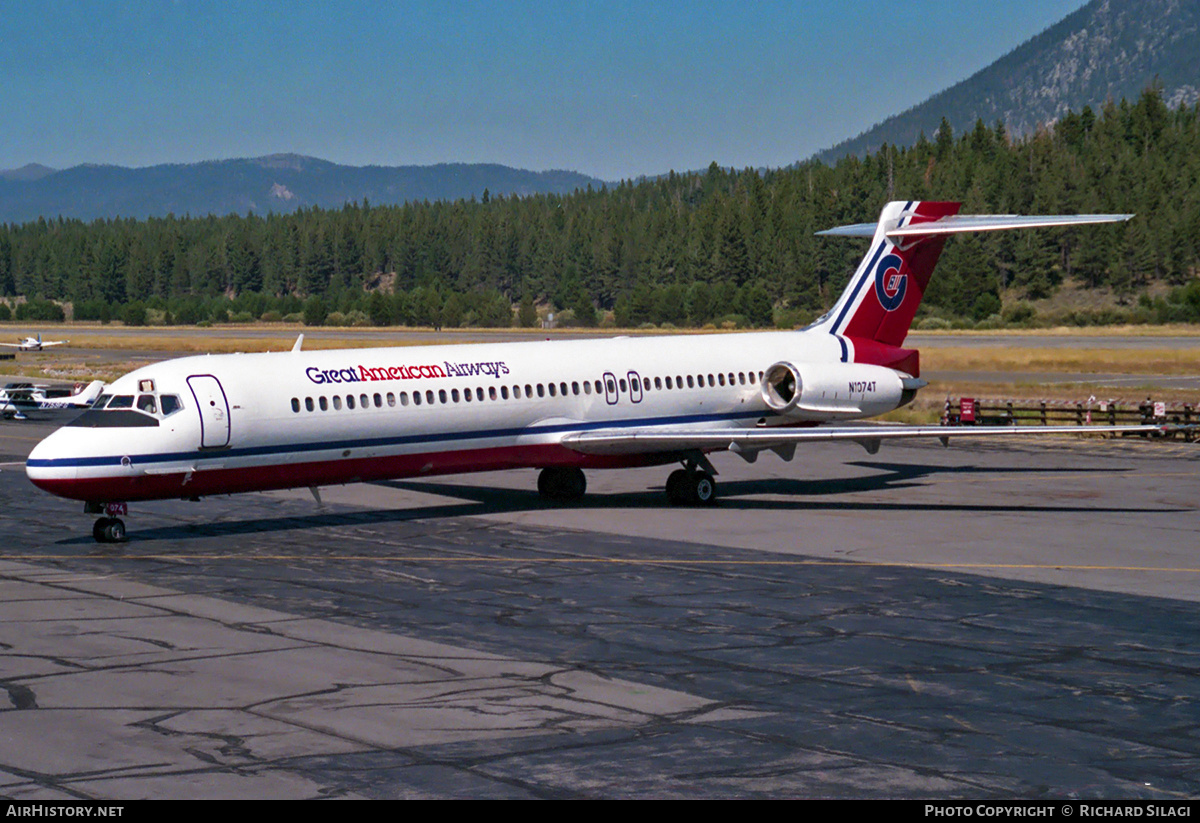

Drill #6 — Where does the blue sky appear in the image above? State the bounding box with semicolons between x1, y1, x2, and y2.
2;0;1089;180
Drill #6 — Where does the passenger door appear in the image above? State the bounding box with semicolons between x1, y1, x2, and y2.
187;374;231;449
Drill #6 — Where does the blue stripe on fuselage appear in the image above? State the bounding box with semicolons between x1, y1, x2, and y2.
27;408;768;469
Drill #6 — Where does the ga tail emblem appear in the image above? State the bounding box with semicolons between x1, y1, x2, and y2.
874;252;907;312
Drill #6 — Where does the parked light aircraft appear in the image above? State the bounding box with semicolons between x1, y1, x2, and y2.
1;380;105;420
0;334;67;351
26;201;1152;543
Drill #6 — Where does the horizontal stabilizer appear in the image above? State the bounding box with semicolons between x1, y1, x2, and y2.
817;212;1133;238
886;213;1134;238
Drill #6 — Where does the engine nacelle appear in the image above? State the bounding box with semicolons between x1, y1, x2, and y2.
760;361;920;421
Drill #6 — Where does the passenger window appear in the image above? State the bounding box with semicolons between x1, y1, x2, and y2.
643;377;651;391
513;385;521;399
718;374;726;386
413;392;422;406
333;396;343;410
375;393;383;408
137;394;157;414
548;383;556;397
439;390;447;404
619;379;627;392
501;386;509;400
451;389;460;403
426;390;434;404
560;382;567;396
655;377;662;390
489;386;497;400
572;382;579;395
583;381;591;395
291;398;300;413
526;384;533;397
161;395;183;416
463;388;472;402
686;376;694;388
346;395;355;409
594;380;602;393
397;392;405;406
305;397;314;412
665;377;673;389
319;397;328;411
537;384;545;398
606;379;615;394
739;373;746;384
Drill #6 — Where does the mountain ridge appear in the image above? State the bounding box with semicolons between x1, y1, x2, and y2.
817;0;1200;162
0;154;605;225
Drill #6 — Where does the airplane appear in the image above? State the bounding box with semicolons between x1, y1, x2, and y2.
1;380;105;419
0;334;68;351
25;200;1156;543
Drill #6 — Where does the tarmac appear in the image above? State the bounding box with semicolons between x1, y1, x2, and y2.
0;417;1197;799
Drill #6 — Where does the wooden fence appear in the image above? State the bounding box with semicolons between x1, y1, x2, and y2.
941;397;1197;441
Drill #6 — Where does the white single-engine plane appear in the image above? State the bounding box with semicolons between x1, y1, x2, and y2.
26;201;1153;543
1;334;68;351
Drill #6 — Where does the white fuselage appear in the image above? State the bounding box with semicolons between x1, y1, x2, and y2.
25;329;907;504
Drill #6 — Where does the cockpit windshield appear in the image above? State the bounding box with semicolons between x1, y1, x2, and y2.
70;389;183;428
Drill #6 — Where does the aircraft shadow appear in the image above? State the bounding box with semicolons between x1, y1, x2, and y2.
72;460;1176;546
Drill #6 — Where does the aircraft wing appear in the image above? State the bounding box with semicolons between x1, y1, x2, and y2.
561;423;1164;459
0;343;24;348
39;341;66;347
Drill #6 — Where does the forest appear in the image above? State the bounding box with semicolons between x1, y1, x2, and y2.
1;87;1199;330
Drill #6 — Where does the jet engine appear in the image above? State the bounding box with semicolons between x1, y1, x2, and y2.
760;360;923;421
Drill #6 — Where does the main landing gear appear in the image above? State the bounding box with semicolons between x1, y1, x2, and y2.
665;468;717;506
536;456;718;508
92;517;126;543
537;466;587;501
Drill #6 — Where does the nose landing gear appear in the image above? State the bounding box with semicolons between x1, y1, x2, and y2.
86;502;128;543
92;517;126;543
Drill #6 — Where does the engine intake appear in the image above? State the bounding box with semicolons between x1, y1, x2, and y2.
760;360;917;421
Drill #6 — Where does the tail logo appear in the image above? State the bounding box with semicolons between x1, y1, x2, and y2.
873;252;907;312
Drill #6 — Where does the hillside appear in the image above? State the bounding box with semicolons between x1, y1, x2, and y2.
817;0;1200;162
0;154;604;224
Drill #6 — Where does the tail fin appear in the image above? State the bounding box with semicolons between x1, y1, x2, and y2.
814;201;1134;349
813;200;960;348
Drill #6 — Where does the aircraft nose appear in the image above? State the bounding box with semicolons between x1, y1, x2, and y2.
25;428;77;494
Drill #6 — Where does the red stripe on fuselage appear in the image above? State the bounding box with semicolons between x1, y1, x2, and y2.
27;444;678;503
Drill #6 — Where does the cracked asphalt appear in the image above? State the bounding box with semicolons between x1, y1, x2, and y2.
0;418;1197;799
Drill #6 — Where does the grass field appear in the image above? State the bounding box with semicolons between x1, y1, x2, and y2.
1;324;1196;420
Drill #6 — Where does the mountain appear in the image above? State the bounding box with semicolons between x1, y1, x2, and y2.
0;163;57;182
817;0;1200;163
0;154;604;224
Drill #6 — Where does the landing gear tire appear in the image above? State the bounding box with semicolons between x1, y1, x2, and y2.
92;517;126;544
537;467;587;502
665;470;717;507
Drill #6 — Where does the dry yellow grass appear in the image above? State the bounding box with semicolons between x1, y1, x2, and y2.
922;347;1200;375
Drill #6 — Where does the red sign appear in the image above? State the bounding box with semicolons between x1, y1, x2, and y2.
960;397;976;424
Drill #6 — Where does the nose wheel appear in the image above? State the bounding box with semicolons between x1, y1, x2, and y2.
92;517;126;543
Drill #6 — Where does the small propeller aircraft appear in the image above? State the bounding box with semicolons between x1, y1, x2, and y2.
0;334;68;352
